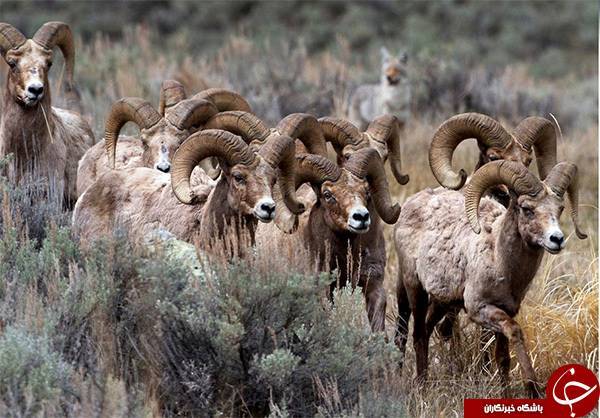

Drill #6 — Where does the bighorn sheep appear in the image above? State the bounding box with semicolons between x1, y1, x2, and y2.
73;113;307;254
428;113;562;338
0;22;94;205
394;160;587;397
349;47;410;130
291;148;402;332
76;82;251;195
268;114;410;234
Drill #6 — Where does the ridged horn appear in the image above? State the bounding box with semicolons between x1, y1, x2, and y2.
344;147;401;224
544;162;587;239
192;88;252;112
204;111;270;148
276;113;328;157
165;98;219;131
464;161;543;234
318;117;367;161
365;114;410;185
512;117;557;181
172;129;257;204
295;153;342;188
159;79;186;115
32;22;75;89
0;23;26;58
258;134;305;214
429;113;512;190
104;97;162;169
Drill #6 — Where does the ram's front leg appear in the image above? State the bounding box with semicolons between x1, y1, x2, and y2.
470;304;542;398
363;276;387;332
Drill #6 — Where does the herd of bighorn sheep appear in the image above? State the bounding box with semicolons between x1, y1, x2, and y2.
0;22;588;398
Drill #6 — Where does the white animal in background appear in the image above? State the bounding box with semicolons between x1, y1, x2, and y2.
349;47;411;130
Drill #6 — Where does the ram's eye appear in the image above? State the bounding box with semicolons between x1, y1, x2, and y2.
47;60;53;68
7;60;16;69
233;173;245;184
323;190;335;202
488;154;500;161
521;206;534;217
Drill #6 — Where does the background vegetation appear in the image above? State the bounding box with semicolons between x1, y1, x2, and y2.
0;1;597;417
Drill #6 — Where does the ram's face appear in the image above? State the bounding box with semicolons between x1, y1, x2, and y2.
225;158;276;223
319;171;371;234
4;40;53;107
516;189;566;254
481;142;533;202
140;120;188;173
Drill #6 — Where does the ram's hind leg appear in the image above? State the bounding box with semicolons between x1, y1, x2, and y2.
407;283;429;382
395;280;411;370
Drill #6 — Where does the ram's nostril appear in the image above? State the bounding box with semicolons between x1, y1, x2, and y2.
550;233;564;245
157;165;170;173
260;203;275;214
27;85;44;96
352;211;369;222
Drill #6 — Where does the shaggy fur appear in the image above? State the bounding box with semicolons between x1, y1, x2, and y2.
394;186;568;397
1;40;93;205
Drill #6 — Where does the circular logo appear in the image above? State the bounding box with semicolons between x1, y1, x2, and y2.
546;364;599;417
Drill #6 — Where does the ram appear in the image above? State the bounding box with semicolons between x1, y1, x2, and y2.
428;113;561;338
289;148;402;332
0;22;94;205
76;82;251;195
270;115;410;234
394;160;586;397
72;114;307;255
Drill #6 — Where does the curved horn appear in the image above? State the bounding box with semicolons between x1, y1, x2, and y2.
104;97;162;169
165;98;218;131
204;111;270;148
512;116;557;181
172;129;257;204
258;134;305;214
295;153;342;189
159;79;186;115
192;88;252;113
344;147;401;224
544;162;587;239
365;115;410;185
0;23;26;58
318;117;367;161
464;161;543;234
429;113;512;190
32;22;75;89
276;113;328;157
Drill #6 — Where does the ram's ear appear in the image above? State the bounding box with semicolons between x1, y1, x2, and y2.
380;46;391;62
399;51;408;64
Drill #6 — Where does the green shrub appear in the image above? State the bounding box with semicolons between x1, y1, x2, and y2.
0;326;73;417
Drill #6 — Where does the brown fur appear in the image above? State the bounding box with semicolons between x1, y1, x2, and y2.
73;156;278;257
394;186;568;397
1;40;93;205
76;117;190;196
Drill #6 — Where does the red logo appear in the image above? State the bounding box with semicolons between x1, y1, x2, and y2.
546;364;599;418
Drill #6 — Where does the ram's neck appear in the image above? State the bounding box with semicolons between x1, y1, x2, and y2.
1;86;54;167
200;177;257;256
495;202;544;300
305;202;381;285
